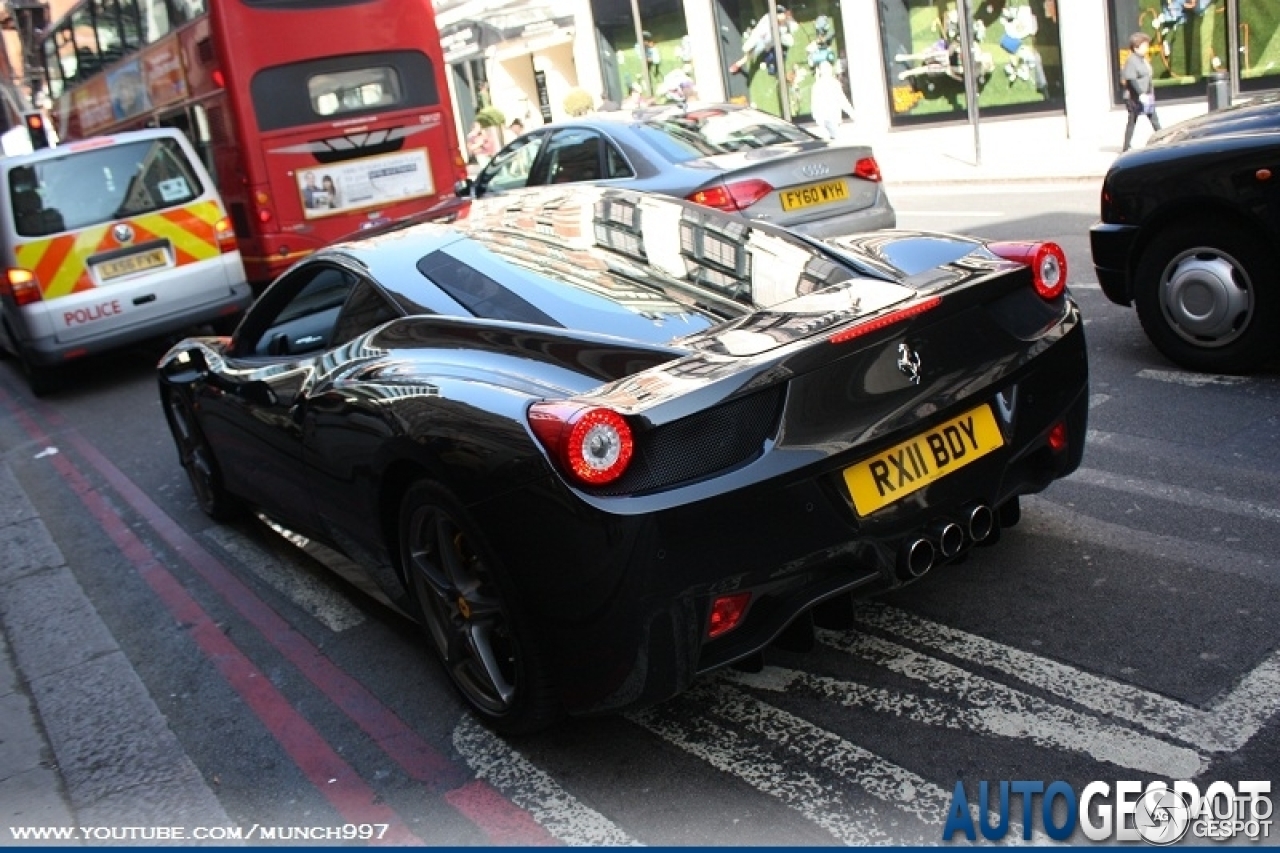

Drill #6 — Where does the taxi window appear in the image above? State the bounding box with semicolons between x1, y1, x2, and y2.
9;137;204;237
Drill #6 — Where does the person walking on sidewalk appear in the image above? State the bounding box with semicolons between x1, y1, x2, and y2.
809;61;855;141
1122;32;1161;152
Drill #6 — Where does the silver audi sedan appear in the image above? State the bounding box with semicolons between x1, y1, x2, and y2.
456;104;895;238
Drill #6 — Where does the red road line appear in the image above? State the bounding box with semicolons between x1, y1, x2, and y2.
2;387;558;846
1;395;420;845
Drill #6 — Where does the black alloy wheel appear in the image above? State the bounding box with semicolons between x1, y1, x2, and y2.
162;389;240;521
1134;222;1280;374
399;481;560;735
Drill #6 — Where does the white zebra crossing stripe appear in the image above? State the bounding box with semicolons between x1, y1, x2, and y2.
452;717;639;846
852;603;1280;754
631;690;895;846
816;629;1203;778
700;679;1042;843
202;527;365;632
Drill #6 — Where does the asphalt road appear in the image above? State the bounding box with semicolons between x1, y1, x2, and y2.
2;182;1277;845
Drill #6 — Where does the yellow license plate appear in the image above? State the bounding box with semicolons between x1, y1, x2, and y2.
843;404;1004;516
96;248;168;281
779;179;848;212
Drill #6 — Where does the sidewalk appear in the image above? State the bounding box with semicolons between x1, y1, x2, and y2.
0;461;228;845
839;101;1208;186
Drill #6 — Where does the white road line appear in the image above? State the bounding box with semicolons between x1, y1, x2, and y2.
1070;283;1102;290
815;629;1203;778
1070;467;1280;523
851;604;1280;755
706;678;1042;843
1137;368;1248;387
895;211;1004;218
452;717;638;846
202;527;365;633
632;692;893;846
1089;393;1111;408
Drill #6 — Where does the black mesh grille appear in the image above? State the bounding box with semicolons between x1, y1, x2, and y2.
595;386;785;496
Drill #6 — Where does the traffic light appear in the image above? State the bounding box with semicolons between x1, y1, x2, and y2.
23;112;50;150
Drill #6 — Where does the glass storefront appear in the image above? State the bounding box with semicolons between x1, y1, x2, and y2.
713;0;847;120
1107;0;1227;103
1238;0;1280;92
591;0;692;106
879;0;1064;126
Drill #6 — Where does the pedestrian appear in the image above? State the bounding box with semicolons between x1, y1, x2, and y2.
1122;31;1161;152
508;118;525;138
809;61;855;140
467;120;496;168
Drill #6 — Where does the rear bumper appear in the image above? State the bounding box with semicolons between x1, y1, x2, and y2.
1089;222;1140;306
787;192;897;238
473;319;1089;717
19;283;253;366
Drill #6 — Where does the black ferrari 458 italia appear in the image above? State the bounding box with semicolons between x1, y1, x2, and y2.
158;185;1088;733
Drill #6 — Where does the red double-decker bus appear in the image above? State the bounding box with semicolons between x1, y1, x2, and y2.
35;0;467;286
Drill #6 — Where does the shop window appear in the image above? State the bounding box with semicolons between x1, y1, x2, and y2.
591;0;692;107
715;0;848;121
880;0;1064;126
1108;0;1227;102
1238;0;1279;92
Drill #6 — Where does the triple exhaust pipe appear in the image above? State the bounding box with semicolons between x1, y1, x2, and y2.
899;505;996;579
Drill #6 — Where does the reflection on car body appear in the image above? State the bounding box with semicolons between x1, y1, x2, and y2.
159;185;1087;734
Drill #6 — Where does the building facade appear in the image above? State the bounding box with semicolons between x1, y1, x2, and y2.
436;0;1279;153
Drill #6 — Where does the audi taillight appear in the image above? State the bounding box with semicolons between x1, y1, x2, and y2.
829;296;942;345
528;401;634;486
687;179;773;212
989;241;1068;300
853;156;883;182
2;269;42;306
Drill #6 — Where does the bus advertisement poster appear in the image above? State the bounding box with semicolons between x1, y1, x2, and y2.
297;150;435;218
107;59;152;121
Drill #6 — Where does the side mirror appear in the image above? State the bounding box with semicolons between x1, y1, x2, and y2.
454;178;474;199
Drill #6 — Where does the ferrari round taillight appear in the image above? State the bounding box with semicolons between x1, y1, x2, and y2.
988;241;1068;301
528;402;634;486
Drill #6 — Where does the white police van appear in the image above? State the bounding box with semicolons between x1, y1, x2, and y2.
0;127;252;394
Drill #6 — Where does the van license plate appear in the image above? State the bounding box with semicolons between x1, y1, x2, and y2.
779;179;848;212
96;248;168;282
843;404;1004;516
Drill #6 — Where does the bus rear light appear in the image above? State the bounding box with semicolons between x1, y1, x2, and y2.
214;217;237;251
708;592;752;638
528;401;634;486
2;269;43;306
989;241;1068;301
687;179;773;212
853;156;883;182
829;296;942;345
212;69;225;88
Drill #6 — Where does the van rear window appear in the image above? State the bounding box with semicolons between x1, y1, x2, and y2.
8;137;204;238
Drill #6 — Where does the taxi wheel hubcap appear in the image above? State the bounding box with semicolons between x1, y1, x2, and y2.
1160;247;1254;348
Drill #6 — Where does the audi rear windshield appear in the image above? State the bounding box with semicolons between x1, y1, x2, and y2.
8;137;203;237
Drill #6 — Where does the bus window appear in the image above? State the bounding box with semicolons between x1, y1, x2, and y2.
309;67;401;117
42;39;65;100
115;0;144;51
170;0;206;28
70;5;102;80
91;0;127;66
137;0;171;43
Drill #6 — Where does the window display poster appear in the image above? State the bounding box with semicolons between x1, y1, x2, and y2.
1109;0;1227;101
881;0;1063;123
296;150;434;219
1241;0;1280;89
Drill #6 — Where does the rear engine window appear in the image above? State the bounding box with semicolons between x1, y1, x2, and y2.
8;136;203;237
636;107;816;163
